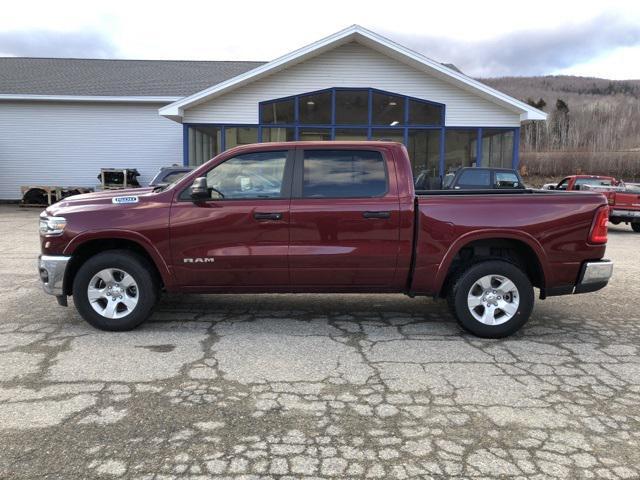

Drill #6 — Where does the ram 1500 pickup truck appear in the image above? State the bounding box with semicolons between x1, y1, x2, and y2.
38;142;613;338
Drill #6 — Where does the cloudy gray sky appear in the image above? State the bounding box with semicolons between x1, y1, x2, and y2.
1;0;639;79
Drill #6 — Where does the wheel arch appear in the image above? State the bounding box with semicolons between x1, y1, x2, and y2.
436;231;548;298
62;232;172;295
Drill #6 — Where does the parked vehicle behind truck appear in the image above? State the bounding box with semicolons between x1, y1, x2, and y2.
38;141;613;338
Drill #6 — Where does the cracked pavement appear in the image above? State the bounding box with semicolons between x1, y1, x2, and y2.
1;205;639;479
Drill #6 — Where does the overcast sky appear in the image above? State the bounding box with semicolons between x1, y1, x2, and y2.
1;0;639;79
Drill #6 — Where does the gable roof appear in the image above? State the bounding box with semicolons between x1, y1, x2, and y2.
0;57;264;99
159;25;546;122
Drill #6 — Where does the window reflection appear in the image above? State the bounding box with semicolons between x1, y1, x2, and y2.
303;150;387;198
409;99;441;125
188;126;222;166
445;130;478;173
299;91;332;124
261;99;294;124
482;129;514;168
335;90;368;124
372;92;404;126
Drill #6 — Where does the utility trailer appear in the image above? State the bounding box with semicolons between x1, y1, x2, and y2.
20;185;93;207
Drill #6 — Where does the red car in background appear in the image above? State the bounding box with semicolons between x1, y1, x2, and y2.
547;175;640;232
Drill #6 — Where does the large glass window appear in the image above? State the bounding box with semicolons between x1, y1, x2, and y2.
409;99;442;125
482;129;514;168
371;128;404;143
261;99;295;124
225;127;258;150
188;126;222;167
303;150;387;198
372;92;404;126
262;127;295;142
185;89;518;178
335;90;368;124
205;151;287;199
445;130;478;173
408;129;440;179
299;128;331;141
299;91;332;124
335;128;368;141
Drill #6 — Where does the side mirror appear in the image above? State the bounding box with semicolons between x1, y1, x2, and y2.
190;177;209;201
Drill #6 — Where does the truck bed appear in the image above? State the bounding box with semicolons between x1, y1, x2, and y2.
410;189;608;295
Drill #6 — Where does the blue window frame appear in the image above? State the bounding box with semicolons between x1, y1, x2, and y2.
182;87;519;176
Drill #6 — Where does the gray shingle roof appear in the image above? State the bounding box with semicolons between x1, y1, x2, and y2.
0;57;265;96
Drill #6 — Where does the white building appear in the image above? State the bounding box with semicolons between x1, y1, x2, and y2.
0;25;545;200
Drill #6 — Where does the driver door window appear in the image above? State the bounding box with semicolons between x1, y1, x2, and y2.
556;179;569;190
205;151;288;199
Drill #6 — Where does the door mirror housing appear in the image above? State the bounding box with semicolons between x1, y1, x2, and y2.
190;177;210;201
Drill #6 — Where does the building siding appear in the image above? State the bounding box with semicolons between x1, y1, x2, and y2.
183;42;521;127
0;101;182;199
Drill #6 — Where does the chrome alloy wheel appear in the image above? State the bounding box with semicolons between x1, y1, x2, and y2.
87;268;139;319
467;274;519;326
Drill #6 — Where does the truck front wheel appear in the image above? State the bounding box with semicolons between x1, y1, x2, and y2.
448;260;534;338
72;250;158;331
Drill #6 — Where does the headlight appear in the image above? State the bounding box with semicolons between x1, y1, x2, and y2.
39;216;67;236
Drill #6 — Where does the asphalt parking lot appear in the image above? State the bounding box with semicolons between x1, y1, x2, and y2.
1;205;639;479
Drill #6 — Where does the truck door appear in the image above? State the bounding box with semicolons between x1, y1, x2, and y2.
169;149;293;287
289;147;400;288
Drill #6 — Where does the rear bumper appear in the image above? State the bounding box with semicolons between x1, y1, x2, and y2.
38;254;71;296
575;259;613;294
545;259;613;297
610;209;640;221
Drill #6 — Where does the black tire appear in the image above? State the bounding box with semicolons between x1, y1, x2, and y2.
72;250;158;331
632;223;640;233
447;260;534;338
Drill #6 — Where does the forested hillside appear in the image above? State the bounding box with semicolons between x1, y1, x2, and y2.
481;76;640;180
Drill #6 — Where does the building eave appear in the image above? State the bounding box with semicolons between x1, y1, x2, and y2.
0;94;181;104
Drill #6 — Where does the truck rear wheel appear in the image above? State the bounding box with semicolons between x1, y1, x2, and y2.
72;250;158;331
447;260;534;338
632;223;640;233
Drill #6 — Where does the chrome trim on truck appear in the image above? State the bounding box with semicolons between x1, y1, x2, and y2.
575;259;613;294
38;255;71;296
611;209;640;218
581;260;613;285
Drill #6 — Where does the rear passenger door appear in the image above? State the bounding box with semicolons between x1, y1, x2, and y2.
288;147;401;288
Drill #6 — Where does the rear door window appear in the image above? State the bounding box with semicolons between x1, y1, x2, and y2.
301;150;387;198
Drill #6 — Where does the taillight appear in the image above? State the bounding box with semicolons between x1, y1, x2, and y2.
589;206;609;244
608;193;615;205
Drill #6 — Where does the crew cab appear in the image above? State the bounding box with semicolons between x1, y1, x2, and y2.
547;175;640;231
38;142;613;338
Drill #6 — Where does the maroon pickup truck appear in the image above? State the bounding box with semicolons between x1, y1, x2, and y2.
38;141;613;338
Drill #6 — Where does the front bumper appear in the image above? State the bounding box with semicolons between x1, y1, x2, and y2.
38;254;71;296
610;209;640;221
575;259;613;294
